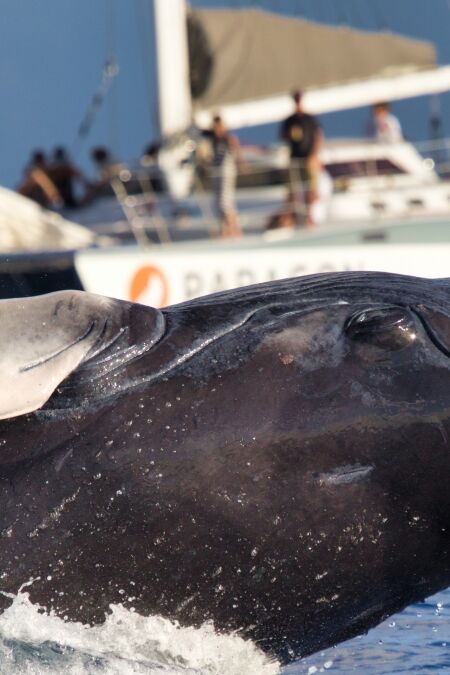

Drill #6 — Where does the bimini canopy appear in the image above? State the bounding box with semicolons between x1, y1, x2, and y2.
189;7;450;128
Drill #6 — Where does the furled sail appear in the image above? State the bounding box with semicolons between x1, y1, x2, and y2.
190;7;450;128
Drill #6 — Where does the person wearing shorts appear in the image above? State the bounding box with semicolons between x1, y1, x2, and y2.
280;90;322;226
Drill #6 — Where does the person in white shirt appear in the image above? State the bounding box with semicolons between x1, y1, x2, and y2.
367;102;403;143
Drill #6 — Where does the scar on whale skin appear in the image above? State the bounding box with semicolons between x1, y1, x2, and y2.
314;465;374;487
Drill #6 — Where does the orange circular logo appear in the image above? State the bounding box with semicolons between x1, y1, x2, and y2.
129;265;169;307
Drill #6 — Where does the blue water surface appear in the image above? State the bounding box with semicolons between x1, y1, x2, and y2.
285;589;450;674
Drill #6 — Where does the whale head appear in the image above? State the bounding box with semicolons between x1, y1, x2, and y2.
1;273;450;664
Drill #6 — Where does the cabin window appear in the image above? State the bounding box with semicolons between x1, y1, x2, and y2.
325;159;405;179
374;159;405;176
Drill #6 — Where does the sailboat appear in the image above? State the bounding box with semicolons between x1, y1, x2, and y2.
75;0;450;308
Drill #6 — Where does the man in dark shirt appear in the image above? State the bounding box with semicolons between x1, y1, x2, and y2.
280;90;322;226
48;147;90;209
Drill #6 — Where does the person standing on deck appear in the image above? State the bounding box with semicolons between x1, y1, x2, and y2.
367;102;403;144
203;115;243;238
280;90;322;227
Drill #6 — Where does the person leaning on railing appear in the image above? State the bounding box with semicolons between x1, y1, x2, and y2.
17;150;62;209
280;90;323;227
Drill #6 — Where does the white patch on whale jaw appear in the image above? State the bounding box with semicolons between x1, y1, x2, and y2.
0;321;103;421
0;290;166;420
0;292;119;420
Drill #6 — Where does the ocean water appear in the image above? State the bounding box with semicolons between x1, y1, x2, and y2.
0;585;449;674
286;590;450;674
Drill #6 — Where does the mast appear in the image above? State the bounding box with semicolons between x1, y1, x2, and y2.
150;0;192;139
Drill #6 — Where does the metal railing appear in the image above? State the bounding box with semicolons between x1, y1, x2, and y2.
106;138;450;245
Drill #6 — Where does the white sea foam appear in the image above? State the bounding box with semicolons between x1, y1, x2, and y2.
0;591;280;674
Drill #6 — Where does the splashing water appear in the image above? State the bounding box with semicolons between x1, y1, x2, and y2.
2;587;450;674
0;591;280;675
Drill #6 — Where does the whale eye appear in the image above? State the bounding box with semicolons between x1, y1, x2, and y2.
345;306;417;351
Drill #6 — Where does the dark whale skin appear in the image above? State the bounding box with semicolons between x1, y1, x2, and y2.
0;271;450;664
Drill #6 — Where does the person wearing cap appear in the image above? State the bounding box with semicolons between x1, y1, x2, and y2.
280;90;322;226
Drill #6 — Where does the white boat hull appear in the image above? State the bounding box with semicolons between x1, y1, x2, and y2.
75;234;450;308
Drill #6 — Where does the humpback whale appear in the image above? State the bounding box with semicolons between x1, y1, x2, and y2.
1;272;450;664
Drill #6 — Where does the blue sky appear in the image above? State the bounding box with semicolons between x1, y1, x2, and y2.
2;0;450;187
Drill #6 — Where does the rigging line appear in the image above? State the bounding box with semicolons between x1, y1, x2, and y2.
71;59;119;157
327;0;353;26
349;0;365;28
308;0;319;20
293;1;307;20
133;0;155;127
105;0;119;154
370;0;389;30
301;0;314;21
71;1;119;157
105;0;115;58
334;0;351;26
313;0;325;23
328;1;339;26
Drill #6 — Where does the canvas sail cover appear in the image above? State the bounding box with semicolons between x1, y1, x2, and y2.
189;8;436;111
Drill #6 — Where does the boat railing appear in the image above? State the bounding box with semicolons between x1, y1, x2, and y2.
107;138;450;245
109;171;172;245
